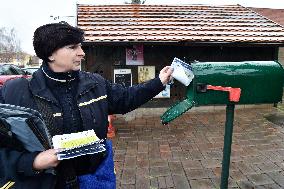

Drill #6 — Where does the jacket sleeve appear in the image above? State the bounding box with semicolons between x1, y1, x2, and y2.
107;77;165;114
0;148;41;180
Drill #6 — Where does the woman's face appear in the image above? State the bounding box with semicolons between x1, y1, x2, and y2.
48;43;85;72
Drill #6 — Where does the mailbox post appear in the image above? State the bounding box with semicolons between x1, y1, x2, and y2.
221;103;235;188
161;61;284;189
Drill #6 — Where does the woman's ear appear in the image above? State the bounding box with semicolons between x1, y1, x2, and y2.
48;56;55;62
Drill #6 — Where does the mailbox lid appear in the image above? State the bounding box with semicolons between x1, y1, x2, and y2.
190;61;284;105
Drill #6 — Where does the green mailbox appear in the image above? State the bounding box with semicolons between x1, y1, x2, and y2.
162;61;284;124
161;61;284;189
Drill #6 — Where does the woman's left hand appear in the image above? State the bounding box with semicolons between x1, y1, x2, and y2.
33;149;61;171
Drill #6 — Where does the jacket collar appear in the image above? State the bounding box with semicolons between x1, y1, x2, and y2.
29;68;98;104
29;67;59;105
42;63;78;83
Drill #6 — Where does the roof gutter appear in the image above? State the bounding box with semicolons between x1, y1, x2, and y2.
82;41;284;47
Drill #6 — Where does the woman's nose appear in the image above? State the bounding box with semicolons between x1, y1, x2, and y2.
78;46;85;57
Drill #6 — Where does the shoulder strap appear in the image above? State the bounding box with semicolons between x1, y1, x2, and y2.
0;118;24;151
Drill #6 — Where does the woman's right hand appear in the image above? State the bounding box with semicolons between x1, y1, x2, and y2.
33;149;61;171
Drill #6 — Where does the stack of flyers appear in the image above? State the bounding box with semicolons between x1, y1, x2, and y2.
52;130;106;160
170;57;194;86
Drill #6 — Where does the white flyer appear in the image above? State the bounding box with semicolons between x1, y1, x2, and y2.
170;57;194;86
52;130;105;160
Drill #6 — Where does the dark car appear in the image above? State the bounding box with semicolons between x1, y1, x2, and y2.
22;66;40;75
0;64;31;87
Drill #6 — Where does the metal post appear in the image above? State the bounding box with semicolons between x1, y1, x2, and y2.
220;103;235;189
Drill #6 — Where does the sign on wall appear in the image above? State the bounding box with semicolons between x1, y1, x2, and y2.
126;45;144;65
155;84;171;98
138;66;155;83
114;69;132;87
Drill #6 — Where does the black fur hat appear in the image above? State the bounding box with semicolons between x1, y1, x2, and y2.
33;22;84;62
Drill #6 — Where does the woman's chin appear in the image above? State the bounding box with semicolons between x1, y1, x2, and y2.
72;64;81;71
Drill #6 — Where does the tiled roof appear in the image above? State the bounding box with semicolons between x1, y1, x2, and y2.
251;8;284;27
77;4;284;45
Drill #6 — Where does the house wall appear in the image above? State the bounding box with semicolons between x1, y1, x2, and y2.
82;45;277;107
279;47;284;66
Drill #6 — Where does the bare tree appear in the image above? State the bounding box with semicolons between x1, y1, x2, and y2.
0;27;22;63
124;0;146;4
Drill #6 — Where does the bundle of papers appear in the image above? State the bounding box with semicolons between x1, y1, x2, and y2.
170;57;194;86
52;130;105;160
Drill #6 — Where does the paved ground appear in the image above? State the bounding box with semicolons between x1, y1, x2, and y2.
111;105;284;189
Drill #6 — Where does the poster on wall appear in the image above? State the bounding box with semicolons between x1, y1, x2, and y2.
126;45;144;65
114;69;132;87
138;66;155;83
155;84;170;98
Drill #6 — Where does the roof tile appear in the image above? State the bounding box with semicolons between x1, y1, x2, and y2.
77;4;284;44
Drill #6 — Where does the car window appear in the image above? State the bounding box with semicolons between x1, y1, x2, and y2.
23;68;39;74
10;65;25;74
0;65;12;75
0;64;25;75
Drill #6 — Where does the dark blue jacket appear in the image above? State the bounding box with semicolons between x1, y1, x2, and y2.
0;68;164;189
